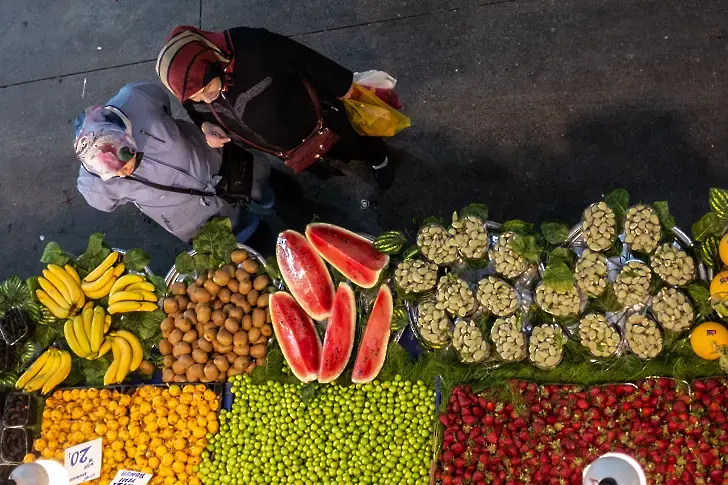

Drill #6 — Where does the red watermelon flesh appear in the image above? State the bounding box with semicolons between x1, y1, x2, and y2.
305;223;389;289
318;283;357;383
352;285;393;384
269;292;322;382
276;230;335;320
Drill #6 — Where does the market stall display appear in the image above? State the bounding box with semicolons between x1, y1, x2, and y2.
2;186;728;484
160;251;271;382
31;384;219;485
435;378;728;485
201;375;434;485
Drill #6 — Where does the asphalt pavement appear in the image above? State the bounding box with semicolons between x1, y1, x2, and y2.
0;0;726;278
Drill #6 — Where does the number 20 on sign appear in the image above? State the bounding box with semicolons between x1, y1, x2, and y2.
64;438;102;485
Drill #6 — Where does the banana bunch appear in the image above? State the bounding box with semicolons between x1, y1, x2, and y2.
81;252;126;299
35;264;85;319
107;274;158;314
16;349;72;394
104;330;144;385
64;303;112;359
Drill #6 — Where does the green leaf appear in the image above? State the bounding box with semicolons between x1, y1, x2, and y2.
421;216;445;227
605;188;629;221
264;256;282;281
402;245;421;261
79;356;112;386
147;274;169;299
540;221;570;245
509;235;542;264
460;203;489;222
76;233;111;273
192;217;238;262
122;248;151;272
40;242;70;266
543;263;575;292
686;283;712;317
701;235;720;269
709;188;728;220
175;252;195;275
299;382;320;404
546;248;576;269
651;201;676;231
501;220;533;235
591;284;623;313
33;322;63;349
692;212;724;242
193;254;213;273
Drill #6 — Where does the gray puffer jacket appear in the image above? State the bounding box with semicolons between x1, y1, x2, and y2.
77;82;268;242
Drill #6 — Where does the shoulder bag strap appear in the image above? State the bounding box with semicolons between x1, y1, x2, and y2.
208;76;325;158
127;175;217;198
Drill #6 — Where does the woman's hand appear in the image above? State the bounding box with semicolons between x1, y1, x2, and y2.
201;122;230;148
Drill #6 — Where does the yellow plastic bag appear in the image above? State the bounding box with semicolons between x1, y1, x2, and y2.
342;83;410;137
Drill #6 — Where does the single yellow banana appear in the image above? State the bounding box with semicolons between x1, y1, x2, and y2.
113;264;125;277
85;252;119;283
104;342;121;386
136;290;158;302
125;282;155;292
109;291;145;305
64;318;88;358
36;290;70;319
25;351;60;392
64;265;81;285
65;266;86;308
37;277;71;309
42;351;72;395
73;314;93;356
111;336;133;383
48;264;82;307
104;315;111;333
16;350;51;389
110;274;144;296
81;267;115;293
82;302;94;336
107;301;143;314
84;276;117;300
110;330;143;371
138;302;158;312
94;340;111;359
42;269;73;306
90;306;106;353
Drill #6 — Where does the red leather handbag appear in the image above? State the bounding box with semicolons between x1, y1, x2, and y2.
209;78;338;174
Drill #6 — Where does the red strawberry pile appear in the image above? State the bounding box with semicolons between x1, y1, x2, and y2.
436;378;728;485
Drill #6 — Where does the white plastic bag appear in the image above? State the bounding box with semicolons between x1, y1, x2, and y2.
353;70;397;90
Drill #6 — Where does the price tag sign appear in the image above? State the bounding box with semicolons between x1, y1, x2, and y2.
64;438;102;485
110;470;153;485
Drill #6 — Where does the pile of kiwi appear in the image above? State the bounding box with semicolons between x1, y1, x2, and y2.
159;249;272;383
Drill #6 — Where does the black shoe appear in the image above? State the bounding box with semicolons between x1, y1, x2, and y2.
372;160;394;190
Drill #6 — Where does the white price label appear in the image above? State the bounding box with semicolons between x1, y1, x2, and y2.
110;470;153;485
64;438;102;485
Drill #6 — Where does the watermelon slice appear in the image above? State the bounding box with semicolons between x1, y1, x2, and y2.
352;285;393;384
305;223;389;289
318;283;357;383
269;292;322;382
276;230;335;320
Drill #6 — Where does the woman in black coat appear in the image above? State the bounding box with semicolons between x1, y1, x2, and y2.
156;26;393;189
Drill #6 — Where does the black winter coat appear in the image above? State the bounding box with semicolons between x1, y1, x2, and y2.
184;27;353;151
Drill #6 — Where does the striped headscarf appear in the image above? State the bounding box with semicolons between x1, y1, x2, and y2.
156;26;234;102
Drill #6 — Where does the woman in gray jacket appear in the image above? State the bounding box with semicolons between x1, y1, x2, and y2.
74;82;271;242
